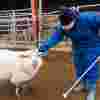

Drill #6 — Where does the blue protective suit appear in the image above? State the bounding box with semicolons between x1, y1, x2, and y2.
39;11;100;90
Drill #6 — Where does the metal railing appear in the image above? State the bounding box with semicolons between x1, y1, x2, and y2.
0;4;98;49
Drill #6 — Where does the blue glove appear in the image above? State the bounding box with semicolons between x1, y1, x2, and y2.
33;48;48;57
38;40;48;57
38;50;48;57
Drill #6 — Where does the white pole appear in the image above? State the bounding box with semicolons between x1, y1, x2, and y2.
12;10;16;33
62;56;100;99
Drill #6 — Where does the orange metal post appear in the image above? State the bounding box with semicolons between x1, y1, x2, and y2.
31;0;39;41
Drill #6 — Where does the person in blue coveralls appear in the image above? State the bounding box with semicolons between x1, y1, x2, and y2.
36;6;100;100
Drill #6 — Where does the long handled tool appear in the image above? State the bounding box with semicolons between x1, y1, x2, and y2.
62;56;100;99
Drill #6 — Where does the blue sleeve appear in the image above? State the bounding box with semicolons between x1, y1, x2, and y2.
82;12;99;29
39;26;64;52
96;12;100;29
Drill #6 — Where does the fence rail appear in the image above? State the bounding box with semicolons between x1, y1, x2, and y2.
0;4;98;49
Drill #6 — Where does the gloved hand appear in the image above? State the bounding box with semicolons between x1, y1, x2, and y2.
38;40;48;57
38;49;48;57
33;47;48;57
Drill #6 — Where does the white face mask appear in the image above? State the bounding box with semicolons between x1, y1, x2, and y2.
62;20;75;30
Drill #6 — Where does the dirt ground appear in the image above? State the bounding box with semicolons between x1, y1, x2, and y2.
0;50;99;100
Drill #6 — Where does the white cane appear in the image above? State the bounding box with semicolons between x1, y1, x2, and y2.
62;56;100;99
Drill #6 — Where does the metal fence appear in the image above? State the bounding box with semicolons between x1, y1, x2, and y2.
0;4;97;49
0;8;59;49
0;8;33;49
